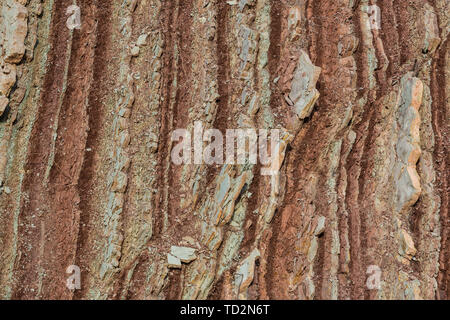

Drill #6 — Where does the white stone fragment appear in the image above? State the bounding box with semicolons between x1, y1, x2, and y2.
167;253;182;269
130;45;140;57
170;246;197;263
422;4;440;54
314;216;326;236
2;2;28;63
289;50;321;119
137;33;148;47
394;73;423;214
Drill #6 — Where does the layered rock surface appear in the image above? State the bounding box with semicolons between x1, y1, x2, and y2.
0;0;448;300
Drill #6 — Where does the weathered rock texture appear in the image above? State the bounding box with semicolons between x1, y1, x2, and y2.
0;0;448;300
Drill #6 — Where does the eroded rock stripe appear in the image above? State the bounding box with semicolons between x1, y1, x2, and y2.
0;0;448;300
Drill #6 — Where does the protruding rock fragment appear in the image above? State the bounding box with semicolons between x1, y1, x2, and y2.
2;2;28;63
170;246;197;263
394;73;423;213
422;4;441;54
288;50;321;119
167;253;182;269
238;26;259;78
136;33;148;47
0;64;17;96
215;172;231;208
399;229;417;260
130;45;140;57
314;216;326;236
235;248;260;300
247;95;259;115
307;237;319;262
395;166;422;213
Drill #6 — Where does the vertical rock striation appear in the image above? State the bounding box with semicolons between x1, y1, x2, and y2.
0;0;448;300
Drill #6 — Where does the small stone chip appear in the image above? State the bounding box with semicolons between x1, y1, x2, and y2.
136;34;148;47
130;45;140;57
167;253;181;269
399;229;417;259
314;216;326;236
170;246;197;263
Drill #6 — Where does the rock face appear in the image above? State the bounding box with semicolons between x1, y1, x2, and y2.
394;73;424;214
0;0;449;300
2;0;28;64
0;0;27;118
287;50;321;119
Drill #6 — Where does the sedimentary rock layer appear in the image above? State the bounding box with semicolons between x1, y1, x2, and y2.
0;0;448;300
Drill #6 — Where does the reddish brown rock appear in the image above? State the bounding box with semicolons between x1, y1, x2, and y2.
0;0;448;301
